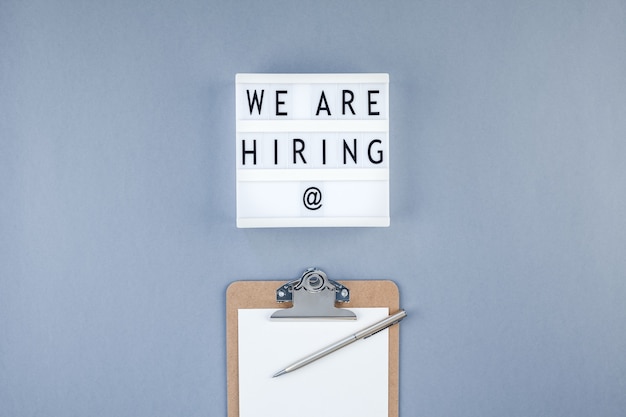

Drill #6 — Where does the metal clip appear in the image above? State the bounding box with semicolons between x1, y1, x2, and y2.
270;268;356;320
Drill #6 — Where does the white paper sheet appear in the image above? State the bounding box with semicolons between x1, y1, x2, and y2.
238;308;389;417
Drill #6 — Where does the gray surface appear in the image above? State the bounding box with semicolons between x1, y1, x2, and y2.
2;1;625;416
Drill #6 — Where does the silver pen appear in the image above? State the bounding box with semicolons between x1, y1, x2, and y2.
273;309;407;377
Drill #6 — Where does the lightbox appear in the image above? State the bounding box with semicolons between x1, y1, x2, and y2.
236;73;389;228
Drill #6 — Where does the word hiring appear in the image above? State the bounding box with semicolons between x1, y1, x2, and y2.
240;86;386;119
239;134;386;168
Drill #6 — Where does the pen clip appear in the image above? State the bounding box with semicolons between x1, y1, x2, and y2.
364;319;401;339
361;310;407;339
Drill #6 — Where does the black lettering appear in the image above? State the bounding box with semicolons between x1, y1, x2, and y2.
275;90;288;116
246;90;264;115
274;139;278;165
343;138;357;164
315;91;331;116
322;139;326;165
241;139;257;165
367;139;383;164
368;90;380;116
293;138;306;164
342;90;355;115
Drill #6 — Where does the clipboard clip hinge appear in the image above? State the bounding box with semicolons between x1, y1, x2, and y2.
270;268;356;320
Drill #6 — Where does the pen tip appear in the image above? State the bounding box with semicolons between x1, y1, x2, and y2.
273;370;286;378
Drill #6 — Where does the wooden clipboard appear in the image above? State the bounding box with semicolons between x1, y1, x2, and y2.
226;279;400;417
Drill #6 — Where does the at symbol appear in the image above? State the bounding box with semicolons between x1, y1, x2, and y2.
303;187;323;210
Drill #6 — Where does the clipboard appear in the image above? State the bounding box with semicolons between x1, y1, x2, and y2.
226;269;400;417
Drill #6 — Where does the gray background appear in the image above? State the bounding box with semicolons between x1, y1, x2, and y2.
1;1;625;416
